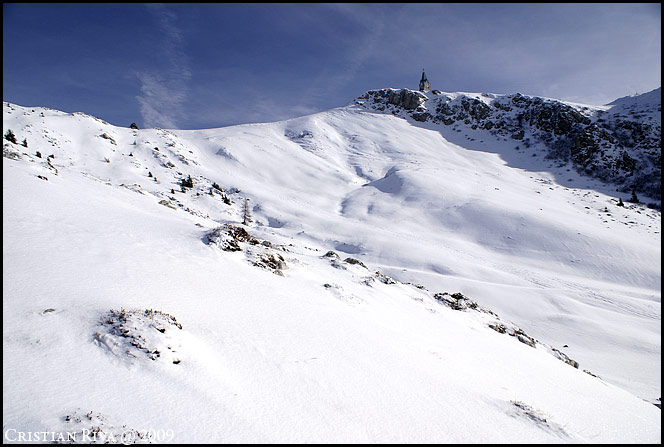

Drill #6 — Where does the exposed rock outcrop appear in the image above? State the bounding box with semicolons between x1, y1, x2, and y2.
355;88;661;202
205;224;288;275
357;88;428;111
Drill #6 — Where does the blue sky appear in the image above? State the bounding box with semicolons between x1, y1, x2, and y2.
3;3;661;129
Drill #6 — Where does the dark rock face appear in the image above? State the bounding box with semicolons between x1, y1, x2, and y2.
357;89;428;111
356;88;661;202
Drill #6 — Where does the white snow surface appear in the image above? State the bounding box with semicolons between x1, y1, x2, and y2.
3;96;661;443
605;87;662;124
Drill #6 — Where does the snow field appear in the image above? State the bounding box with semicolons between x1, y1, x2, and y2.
3;98;660;442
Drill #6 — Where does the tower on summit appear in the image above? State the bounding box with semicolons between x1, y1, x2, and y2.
419;70;430;92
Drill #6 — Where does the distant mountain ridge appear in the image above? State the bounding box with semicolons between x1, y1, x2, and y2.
354;88;661;203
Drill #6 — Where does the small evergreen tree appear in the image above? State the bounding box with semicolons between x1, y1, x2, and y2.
180;175;193;192
242;198;252;226
617;198;624;207
629;190;639;203
4;129;17;144
22;138;28;148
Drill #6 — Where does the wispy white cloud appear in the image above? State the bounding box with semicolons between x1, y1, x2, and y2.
135;4;191;129
273;4;389;116
316;4;386;91
135;72;183;129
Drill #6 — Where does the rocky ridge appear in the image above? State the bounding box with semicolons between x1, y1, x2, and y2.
354;88;661;203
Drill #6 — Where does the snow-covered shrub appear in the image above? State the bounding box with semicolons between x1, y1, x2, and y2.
55;409;154;444
251;252;287;275
322;250;345;269
433;291;478;311
374;270;397;284
4;129;17;144
94;308;184;364
205;224;261;251
550;347;579;368
343;257;367;269
205;224;288;275
3;145;21;160
512;327;537;348
99;133;117;145
180;175;193;191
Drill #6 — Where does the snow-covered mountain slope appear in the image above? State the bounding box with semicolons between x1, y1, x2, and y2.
605;87;662;124
3;94;661;443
